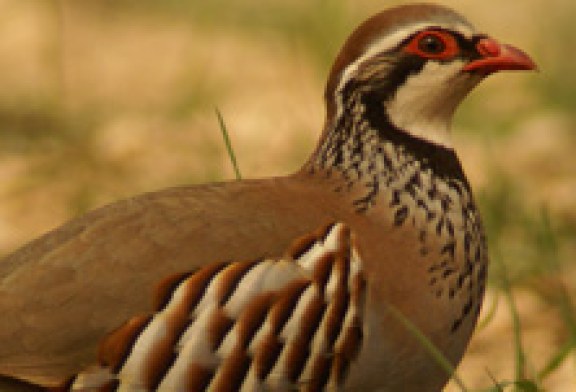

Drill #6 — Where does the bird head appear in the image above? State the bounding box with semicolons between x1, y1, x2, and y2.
324;4;536;147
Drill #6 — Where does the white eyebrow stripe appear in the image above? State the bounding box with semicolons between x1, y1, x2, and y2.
366;23;475;59
335;21;476;97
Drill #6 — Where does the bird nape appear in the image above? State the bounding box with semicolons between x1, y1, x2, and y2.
0;3;535;392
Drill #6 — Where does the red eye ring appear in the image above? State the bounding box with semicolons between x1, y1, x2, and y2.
404;30;460;60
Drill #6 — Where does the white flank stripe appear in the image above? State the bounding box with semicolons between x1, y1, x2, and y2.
350;248;362;284
301;308;332;382
298;223;343;272
192;265;234;317
268;285;318;384
159;305;220;391
280;284;319;341
248;317;273;354
261;260;305;291
117;381;148;392
176;304;219;362
71;367;114;391
216;323;240;359
239;366;263;392
119;274;198;388
297;242;326;271
336;305;357;352
323;223;344;252
325;261;341;301
265;346;293;390
119;315;168;387
224;260;274;317
166;276;194;311
116;383;147;392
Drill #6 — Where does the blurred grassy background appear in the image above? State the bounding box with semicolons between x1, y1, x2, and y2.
0;0;574;390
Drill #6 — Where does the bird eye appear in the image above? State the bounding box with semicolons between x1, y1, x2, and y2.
405;30;459;60
418;34;446;54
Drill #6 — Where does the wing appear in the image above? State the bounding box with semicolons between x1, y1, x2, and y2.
0;178;349;385
62;223;365;391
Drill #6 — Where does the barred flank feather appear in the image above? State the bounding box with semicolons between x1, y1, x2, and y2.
66;223;365;391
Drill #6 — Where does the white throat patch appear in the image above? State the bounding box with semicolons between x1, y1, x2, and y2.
385;60;481;148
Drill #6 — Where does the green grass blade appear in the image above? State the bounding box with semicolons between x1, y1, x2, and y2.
484;368;507;392
538;339;574;380
215;107;242;180
531;208;576;382
387;305;469;392
513;379;539;392
493;251;530;390
477;292;499;331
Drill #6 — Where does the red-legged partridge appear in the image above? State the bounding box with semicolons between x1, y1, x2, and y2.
0;4;536;391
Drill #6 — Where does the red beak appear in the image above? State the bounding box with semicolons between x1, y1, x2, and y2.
463;37;537;74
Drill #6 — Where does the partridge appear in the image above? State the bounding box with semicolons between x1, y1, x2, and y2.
0;4;535;392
